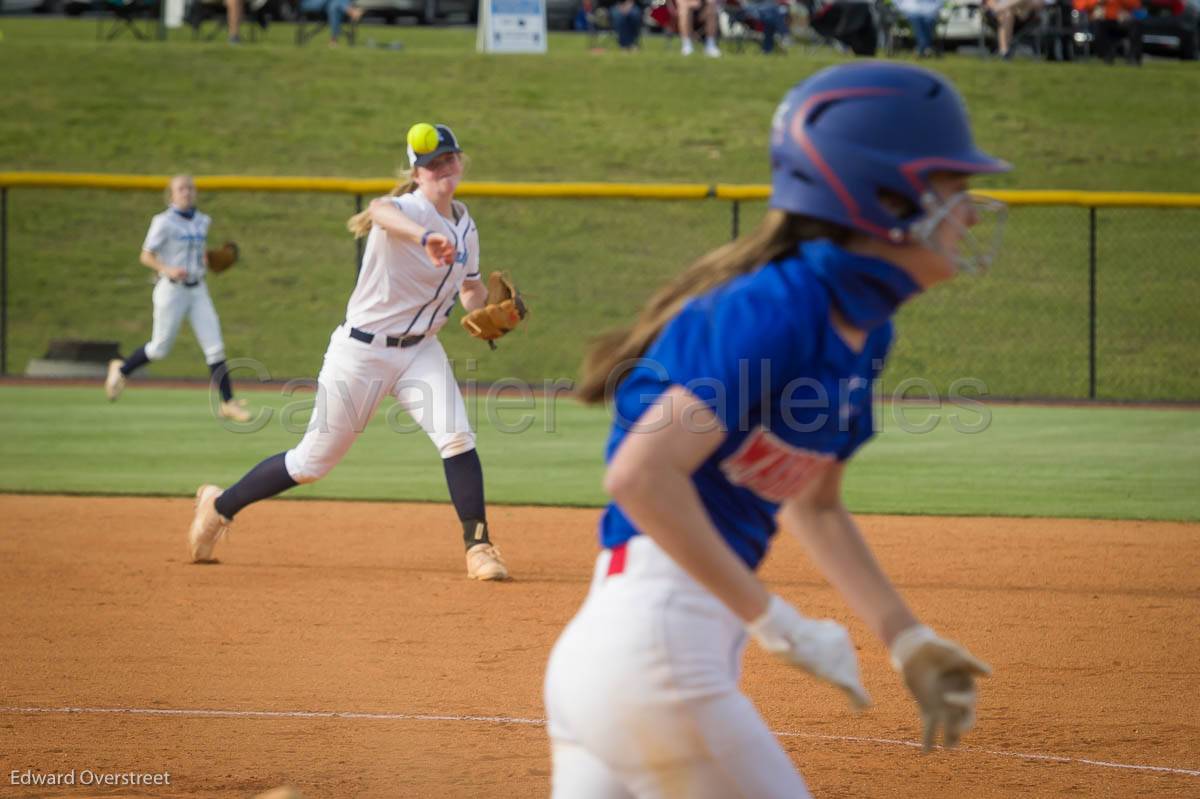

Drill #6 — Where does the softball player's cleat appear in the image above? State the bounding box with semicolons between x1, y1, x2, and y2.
104;359;126;401
189;484;231;563
219;399;252;423
466;543;509;581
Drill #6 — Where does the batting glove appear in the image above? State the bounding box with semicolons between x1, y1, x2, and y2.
748;595;871;710
890;625;991;752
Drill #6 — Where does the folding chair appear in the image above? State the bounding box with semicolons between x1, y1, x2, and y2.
872;0;902;53
96;0;161;40
645;0;719;50
647;0;681;46
787;0;843;53
720;0;791;52
1031;0;1086;59
1007;1;1051;52
294;0;359;44
186;0;272;41
570;0;614;48
719;0;749;50
808;0;880;54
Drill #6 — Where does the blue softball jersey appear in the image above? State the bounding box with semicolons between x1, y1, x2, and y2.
600;240;903;570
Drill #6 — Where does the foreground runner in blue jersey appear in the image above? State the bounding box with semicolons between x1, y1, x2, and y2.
545;62;1012;798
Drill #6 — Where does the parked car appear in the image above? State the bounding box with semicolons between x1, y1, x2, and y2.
935;0;995;50
1139;0;1199;59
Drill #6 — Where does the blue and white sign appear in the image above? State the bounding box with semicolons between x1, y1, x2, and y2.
476;0;548;53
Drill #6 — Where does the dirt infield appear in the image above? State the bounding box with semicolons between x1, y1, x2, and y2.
1;495;1197;798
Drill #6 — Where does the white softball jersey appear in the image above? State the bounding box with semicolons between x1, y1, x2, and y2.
142;208;211;282
141;207;226;364
345;190;480;338
283;189;481;484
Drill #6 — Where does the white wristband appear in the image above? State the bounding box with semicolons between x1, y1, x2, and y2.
889;624;936;671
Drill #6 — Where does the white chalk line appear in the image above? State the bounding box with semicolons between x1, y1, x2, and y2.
3;705;1197;778
0;706;543;726
773;731;1200;776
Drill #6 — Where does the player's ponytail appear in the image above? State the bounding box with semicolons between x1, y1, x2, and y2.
575;211;849;405
346;170;420;239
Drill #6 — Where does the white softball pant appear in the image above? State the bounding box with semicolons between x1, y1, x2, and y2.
544;535;812;799
284;324;474;484
144;278;226;365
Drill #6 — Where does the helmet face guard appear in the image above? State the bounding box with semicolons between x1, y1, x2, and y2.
770;63;1011;257
909;191;1009;274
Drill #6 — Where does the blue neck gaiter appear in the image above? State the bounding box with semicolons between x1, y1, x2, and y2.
800;239;922;330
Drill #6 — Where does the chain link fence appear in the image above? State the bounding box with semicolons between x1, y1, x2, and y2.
2;178;1197;402
883;204;1200;401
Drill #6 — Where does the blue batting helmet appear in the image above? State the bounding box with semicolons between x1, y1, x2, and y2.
770;62;1010;241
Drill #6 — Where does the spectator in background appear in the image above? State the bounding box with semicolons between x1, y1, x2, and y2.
1075;0;1144;63
611;0;644;48
678;0;722;56
736;0;789;53
574;0;592;29
897;0;944;56
576;0;643;50
300;0;365;44
225;0;242;42
985;0;1039;58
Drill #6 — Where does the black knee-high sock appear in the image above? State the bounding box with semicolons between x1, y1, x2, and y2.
120;345;151;377
208;360;234;403
443;449;489;549
214;452;297;519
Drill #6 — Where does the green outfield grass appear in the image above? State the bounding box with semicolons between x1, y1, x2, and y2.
1;19;1199;401
1;385;1196;521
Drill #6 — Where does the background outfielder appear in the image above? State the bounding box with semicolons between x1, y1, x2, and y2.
104;174;251;423
188;124;520;580
545;63;1009;797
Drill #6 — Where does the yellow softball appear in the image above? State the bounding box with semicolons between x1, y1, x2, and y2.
407;123;440;155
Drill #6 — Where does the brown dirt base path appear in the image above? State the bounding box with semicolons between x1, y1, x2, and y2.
1;495;1197;798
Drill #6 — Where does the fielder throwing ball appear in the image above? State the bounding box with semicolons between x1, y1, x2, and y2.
545;63;1010;797
188;124;521;580
104;174;251;423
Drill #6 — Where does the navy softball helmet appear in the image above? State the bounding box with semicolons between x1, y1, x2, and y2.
770;62;1010;240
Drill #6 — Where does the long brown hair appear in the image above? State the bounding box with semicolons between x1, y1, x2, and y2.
575;210;851;405
347;169;418;239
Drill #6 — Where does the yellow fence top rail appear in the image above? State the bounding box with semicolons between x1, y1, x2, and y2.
979;190;1200;208
2;173;1199;208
